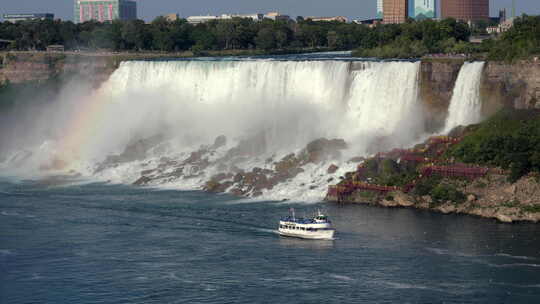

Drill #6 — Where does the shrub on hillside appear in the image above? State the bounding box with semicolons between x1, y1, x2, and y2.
447;109;540;182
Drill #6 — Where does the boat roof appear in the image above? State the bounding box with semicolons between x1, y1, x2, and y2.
280;216;330;224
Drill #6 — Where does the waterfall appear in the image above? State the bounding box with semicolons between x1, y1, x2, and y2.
344;61;423;153
86;60;424;159
0;58;434;200
443;62;485;133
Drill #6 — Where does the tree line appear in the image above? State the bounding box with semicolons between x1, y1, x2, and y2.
0;17;471;53
0;15;538;60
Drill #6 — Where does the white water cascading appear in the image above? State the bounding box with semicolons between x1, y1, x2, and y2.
0;58;487;201
443;61;485;133
92;60;424;159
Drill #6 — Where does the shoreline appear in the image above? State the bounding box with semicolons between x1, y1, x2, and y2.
326;184;540;224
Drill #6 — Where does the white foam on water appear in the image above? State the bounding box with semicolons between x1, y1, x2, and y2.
329;274;356;282
488;263;540;268
494;253;537;261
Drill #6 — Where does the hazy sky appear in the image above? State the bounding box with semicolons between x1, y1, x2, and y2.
1;0;538;22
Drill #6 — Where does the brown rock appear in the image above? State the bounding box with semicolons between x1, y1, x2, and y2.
422;195;433;203
133;176;152;186
327;164;339;174
504;185;517;195
496;214;513;223
438;204;456;214
304;138;347;163
229;188;245;196
380;199;398;207
393;192;414;207
212;135;227;149
141;169;157;176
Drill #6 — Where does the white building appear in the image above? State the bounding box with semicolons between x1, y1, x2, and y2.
3;13;54;23
187;13;264;24
487;17;516;34
232;13;264;21
186;15;219;24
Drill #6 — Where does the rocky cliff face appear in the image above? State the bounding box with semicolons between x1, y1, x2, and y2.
419;59;464;132
482;60;540;112
419;59;540;129
2;53;540;113
0;52;118;87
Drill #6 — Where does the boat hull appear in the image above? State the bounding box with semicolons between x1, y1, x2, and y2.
278;229;335;240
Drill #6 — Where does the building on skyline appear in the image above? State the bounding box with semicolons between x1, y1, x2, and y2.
409;0;437;19
186;15;219;24
265;12;291;22
3;13;54;23
441;0;489;22
164;13;179;22
187;13;265;24
499;9;507;23
383;0;408;24
377;0;384;19
307;16;348;22
74;0;137;23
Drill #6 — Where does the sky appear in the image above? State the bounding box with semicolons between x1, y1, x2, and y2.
1;0;538;22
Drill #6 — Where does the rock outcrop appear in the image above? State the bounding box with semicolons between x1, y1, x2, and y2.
130;137;348;198
420;59;464;132
482;60;540;111
325;132;540;223
419;59;540;132
0;52;117;87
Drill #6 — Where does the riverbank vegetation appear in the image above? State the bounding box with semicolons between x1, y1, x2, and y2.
447;109;540;182
352;18;476;58
0;17;370;53
353;15;540;61
486;15;540;61
0;15;537;60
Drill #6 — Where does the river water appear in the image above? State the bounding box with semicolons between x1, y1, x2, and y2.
1;178;540;303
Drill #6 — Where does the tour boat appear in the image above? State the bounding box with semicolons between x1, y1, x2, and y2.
278;209;335;240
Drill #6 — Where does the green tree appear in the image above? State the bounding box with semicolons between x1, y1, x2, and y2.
255;27;276;50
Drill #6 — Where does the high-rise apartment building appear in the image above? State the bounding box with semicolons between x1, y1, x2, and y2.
377;0;384;19
441;0;489;22
410;0;437;19
74;0;137;23
383;0;409;24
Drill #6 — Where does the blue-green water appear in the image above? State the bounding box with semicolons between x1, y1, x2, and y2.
1;178;540;303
